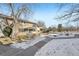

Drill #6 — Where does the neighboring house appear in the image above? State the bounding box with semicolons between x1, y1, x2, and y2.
17;19;41;36
0;14;41;37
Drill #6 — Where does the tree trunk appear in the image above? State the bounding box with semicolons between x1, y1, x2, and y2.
11;17;19;40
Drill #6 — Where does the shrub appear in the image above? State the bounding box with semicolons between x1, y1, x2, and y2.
74;34;79;38
16;35;29;41
65;33;69;36
31;34;37;38
2;26;12;37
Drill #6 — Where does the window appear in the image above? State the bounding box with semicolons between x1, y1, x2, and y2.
24;28;28;31
29;29;32;31
19;29;24;32
19;28;36;32
19;28;28;32
29;28;36;32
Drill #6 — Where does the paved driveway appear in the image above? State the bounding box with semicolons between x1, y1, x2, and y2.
0;36;53;56
0;35;77;56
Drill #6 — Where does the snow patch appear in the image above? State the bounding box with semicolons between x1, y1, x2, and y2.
35;38;79;56
10;36;46;49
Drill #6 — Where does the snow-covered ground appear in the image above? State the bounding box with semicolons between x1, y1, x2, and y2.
10;36;46;49
48;32;75;38
10;32;79;55
35;38;79;56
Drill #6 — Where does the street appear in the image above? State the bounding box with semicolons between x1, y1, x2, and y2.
0;34;78;56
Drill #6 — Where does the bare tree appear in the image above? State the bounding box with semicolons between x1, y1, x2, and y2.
0;3;32;39
37;20;46;27
56;4;79;31
56;4;79;21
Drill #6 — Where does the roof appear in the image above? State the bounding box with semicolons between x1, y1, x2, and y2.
0;14;13;20
18;19;38;25
0;13;39;27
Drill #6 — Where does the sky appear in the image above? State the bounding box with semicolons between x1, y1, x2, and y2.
27;3;71;27
0;3;76;27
